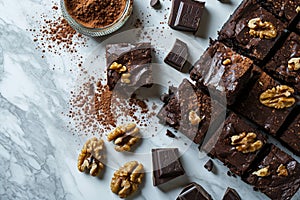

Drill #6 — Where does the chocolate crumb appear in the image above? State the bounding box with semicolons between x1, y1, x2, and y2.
204;159;213;172
166;129;176;138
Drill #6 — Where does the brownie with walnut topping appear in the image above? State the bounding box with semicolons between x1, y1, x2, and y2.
218;0;287;64
190;41;253;105
242;144;300;200
204;113;267;176
263;32;300;94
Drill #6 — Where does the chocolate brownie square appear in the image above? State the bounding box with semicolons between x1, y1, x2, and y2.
190;41;253;105
218;0;287;64
205;113;267;176
157;79;225;144
234;70;297;136
280;113;300;156
243;144;300;200
257;0;300;25
263;32;300;94
106;43;152;95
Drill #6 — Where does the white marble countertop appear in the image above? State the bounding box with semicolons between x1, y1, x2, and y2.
0;0;299;199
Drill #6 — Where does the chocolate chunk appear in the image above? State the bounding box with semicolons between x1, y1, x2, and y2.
152;148;185;186
222;188;241;200
168;0;205;33
166;129;176;138
150;0;160;7
164;39;188;72
177;182;213;200
204;159;213;172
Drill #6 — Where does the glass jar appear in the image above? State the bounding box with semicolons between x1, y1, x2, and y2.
60;0;133;37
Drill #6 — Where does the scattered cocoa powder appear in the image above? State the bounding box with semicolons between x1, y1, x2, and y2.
64;0;127;28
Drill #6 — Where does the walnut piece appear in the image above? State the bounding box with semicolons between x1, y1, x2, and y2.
77;137;105;176
222;58;232;65
252;166;270;177
231;132;263;153
121;73;131;84
288;57;300;71
189;110;205;126
109;62;127;73
277;164;288;176
107;123;140;152
259;85;295;109
111;161;144;198
248;18;277;39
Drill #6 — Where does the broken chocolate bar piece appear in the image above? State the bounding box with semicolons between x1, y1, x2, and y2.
150;0;160;7
152;148;185;186
164;39;189;72
204;159;213;172
176;182;213;200
168;0;205;33
166;129;176;138
222;187;241;200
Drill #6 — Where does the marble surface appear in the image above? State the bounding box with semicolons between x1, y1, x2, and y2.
0;0;299;200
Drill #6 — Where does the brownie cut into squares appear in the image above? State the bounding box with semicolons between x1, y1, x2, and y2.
256;0;300;26
263;32;300;94
234;70;297;136
243;144;300;200
157;79;225;144
190;41;253;105
218;0;287;64
280;113;300;156
205;113;267;176
106;43;152;95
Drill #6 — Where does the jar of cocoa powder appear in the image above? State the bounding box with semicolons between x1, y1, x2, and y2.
61;0;133;37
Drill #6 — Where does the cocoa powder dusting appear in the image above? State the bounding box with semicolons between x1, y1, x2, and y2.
65;0;127;28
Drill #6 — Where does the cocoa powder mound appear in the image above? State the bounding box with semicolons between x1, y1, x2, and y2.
65;0;127;28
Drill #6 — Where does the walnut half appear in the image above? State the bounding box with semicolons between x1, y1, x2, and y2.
77;137;105;176
107;123;140;152
111;161;144;198
259;85;295;109
231;132;263;153
248;18;277;39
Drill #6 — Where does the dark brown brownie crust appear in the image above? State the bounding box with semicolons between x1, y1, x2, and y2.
243;144;300;200
218;0;287;64
190;41;253;105
264;32;300;93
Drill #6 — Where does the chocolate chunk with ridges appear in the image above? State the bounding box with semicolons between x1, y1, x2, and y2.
164;39;189;72
176;182;213;200
168;0;205;33
166;129;176;138
204;159;213;172
152;148;185;186
222;187;241;200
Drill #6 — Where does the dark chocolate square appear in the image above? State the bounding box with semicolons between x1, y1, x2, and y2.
164;39;188;72
205;113;267;176
234;71;296;135
263;32;300;93
218;0;287;64
190;41;253;105
243;144;300;200
157;79;225;144
176;182;212;200
280;113;300;156
152;148;185;186
168;0;205;33
222;187;241;200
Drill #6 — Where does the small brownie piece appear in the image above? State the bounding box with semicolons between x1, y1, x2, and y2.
190;41;253;105
164;39;188;72
168;0;205;33
176;182;212;200
222;187;241;200
218;0;287;64
234;70;297;135
243;144;300;200
263;32;300;93
257;0;300;25
280;113;300;156
106;43;152;95
152;148;185;186
205;113;267;176
157;79;225;144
